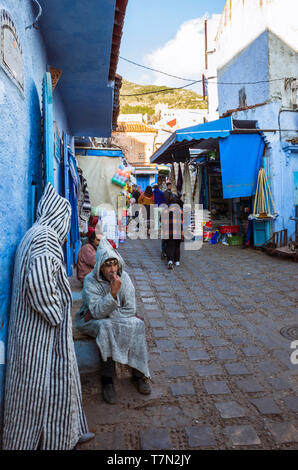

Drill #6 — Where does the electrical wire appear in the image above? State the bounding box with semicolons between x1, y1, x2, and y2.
120;77;290;97
119;56;291;96
209;78;288;85
119;56;197;82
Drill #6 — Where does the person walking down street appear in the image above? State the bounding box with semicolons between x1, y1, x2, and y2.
152;184;167;257
77;230;101;285
131;184;141;203
75;238;151;405
164;193;184;270
160;178;167;192
138;185;155;233
130;184;141;230
153;184;166;207
163;181;173;204
3;183;93;450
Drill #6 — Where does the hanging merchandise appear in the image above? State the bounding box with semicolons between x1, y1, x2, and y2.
189;167;205;239
120;189;132;200
130;173;137;185
112;164;133;187
170;162;178;195
77;167;91;233
250;167;278;220
94;207;119;248
181;162;193;205
176;163;183;195
193;167;202;207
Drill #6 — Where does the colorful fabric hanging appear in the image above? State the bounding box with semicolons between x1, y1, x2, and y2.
182;162;192;205
192;167;202;208
252;167;276;218
176;163;183;195
77;168;91;231
170;162;178;195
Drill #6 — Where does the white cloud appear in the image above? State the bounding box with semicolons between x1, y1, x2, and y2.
138;73;152;84
144;13;221;93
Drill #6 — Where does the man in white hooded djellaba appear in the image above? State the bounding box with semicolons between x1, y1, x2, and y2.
75;238;151;404
3;183;93;450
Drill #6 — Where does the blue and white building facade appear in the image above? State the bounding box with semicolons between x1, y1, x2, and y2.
0;0;127;431
210;0;298;241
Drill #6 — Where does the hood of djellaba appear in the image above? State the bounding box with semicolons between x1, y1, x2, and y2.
36;183;71;243
93;238;125;282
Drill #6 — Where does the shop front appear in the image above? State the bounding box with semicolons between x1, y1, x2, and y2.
151;117;270;247
75;146;136;248
134;165;158;191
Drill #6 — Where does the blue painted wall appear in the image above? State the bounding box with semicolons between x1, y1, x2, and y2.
217;30;298;240
231;102;297;235
217;30;270;116
0;0;72;430
0;1;47;429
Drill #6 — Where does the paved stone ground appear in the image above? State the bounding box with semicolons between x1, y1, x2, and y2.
76;239;298;450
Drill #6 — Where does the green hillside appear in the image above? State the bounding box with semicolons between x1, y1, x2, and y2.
119;79;207;118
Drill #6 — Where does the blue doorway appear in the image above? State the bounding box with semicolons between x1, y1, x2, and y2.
137;175;150;191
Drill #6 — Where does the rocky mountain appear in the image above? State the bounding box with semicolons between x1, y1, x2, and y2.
119;79;207;117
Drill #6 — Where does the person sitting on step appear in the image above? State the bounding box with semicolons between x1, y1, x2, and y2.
75;237;151;404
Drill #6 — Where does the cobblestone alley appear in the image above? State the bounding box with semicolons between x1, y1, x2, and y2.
74;239;298;450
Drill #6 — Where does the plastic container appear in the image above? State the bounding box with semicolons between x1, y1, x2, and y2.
203;221;213;242
227;235;244;246
210;230;220;244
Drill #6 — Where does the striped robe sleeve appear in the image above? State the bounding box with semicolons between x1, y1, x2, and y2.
26;256;64;326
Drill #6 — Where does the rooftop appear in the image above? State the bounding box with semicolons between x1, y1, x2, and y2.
115;122;158;133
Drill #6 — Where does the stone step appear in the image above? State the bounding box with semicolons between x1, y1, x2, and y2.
74;337;100;374
71;285;100;374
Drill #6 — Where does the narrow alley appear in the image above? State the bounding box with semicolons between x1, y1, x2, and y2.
73;240;298;450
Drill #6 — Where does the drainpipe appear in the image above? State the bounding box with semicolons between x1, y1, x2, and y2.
278;108;298;230
204;20;208;70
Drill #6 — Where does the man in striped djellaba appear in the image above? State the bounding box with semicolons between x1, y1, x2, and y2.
3;183;93;450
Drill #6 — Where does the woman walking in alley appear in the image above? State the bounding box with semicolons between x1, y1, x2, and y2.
138;185;155;234
163;193;184;269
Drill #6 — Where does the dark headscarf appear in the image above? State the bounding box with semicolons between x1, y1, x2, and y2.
144;186;153;197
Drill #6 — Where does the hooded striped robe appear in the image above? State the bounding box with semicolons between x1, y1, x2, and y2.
3;183;88;450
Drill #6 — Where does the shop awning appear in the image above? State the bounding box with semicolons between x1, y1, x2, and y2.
151;117;233;164
219;133;264;199
134;165;159;175
157;164;171;172
150;117;265;199
75;148;124;158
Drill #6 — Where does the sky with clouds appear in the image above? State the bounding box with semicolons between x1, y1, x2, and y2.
117;0;227;93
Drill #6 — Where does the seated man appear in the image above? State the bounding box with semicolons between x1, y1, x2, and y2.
75;238;151;404
76;230;101;285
